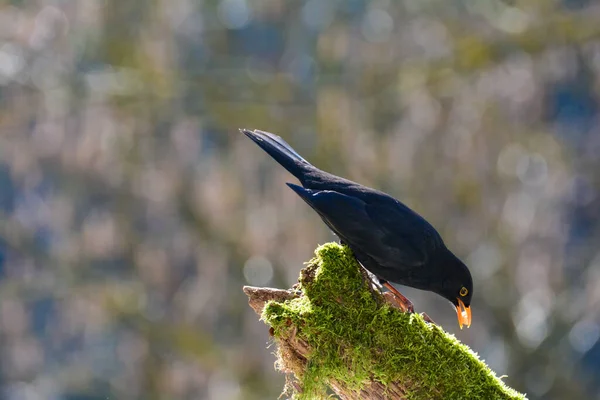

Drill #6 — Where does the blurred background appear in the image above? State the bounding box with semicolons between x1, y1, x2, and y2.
1;0;600;399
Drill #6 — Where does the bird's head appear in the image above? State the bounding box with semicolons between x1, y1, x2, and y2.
436;250;473;329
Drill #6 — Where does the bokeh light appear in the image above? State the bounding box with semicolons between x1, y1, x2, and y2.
0;1;600;399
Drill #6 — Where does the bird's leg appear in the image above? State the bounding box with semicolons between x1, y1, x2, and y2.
382;282;415;314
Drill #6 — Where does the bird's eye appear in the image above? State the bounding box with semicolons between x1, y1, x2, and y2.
459;287;468;297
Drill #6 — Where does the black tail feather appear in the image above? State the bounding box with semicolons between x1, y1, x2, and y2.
241;129;314;182
286;182;313;199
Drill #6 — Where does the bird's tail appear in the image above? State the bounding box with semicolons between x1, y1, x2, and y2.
240;129;315;181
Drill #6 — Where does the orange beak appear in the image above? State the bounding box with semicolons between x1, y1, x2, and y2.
456;298;471;329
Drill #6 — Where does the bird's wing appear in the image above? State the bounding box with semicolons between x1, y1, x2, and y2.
287;184;431;269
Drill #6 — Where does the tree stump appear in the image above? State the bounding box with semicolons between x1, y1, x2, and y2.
244;243;526;400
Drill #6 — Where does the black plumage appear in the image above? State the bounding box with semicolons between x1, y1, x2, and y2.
241;128;472;328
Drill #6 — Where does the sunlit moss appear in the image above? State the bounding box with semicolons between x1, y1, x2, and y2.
262;242;526;400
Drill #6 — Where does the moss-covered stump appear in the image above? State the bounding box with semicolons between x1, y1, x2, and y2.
244;242;526;400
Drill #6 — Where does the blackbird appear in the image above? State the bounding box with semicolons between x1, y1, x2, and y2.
241;129;472;329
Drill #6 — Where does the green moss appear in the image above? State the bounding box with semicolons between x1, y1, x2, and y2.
262;242;526;400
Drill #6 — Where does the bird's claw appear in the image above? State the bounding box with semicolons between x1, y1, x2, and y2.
382;292;406;312
382;282;415;314
397;299;414;314
421;312;436;325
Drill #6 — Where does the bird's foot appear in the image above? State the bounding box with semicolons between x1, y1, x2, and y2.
383;292;408;312
382;282;415;314
420;312;436;325
383;293;437;325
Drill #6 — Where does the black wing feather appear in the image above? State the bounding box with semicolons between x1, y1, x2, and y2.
287;184;434;270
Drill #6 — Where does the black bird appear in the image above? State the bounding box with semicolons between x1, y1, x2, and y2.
241;129;472;329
